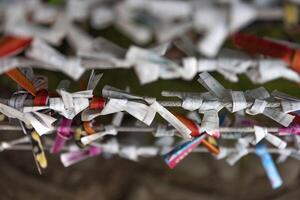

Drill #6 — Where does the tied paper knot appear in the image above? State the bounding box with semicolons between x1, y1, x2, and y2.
102;86;192;139
165;72;296;128
6;92;56;136
26;39;85;80
80;125;118;146
182;97;203;111
48;89;93;119
246;99;267;115
126;46;197;84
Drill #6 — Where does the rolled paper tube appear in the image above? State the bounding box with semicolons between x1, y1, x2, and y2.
291;50;300;73
174;113;219;155
174;113;200;137
51;118;73;154
0;36;36;96
163;134;206;169
232;33;294;64
201;139;220;155
0;36;32;57
83;121;96;135
255;143;283;189
279;123;300;135
33;89;49;106
60;145;101;167
90;97;106;110
5;69;37;96
233;33;300;74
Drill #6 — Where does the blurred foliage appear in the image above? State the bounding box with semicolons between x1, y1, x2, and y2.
0;21;299;99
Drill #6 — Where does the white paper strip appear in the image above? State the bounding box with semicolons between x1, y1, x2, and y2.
198;72;228;98
265;133;287;149
263;108;294;127
231;91;247;112
254;126;267;144
201;110;219;135
150;101;191;139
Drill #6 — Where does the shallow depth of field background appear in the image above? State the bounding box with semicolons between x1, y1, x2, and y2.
0;10;300;200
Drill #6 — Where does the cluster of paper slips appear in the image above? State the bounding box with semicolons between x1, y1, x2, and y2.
1;0;300;189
